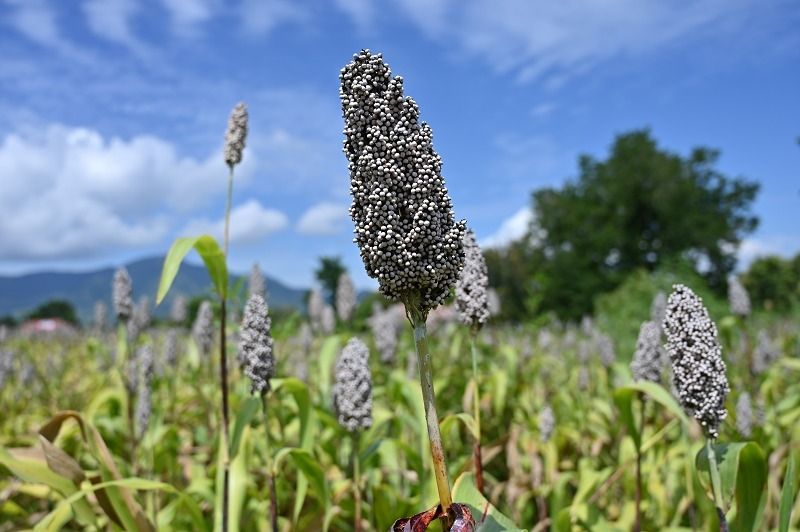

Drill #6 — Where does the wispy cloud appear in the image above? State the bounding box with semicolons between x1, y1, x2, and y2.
239;0;309;36
82;0;152;56
182;199;289;244
160;0;215;37
5;0;91;61
296;202;350;235
394;0;767;86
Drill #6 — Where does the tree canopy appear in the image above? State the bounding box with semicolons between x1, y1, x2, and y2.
488;129;760;321
314;256;346;304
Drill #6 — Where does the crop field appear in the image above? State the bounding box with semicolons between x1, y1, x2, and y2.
1;8;799;532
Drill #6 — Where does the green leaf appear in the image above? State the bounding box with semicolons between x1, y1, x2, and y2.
451;472;524;531
440;412;479;441
0;447;96;527
230;396;260;460
779;454;797;532
157;235;228;303
616;381;691;429
696;442;767;532
612;388;642;450
316;336;341;408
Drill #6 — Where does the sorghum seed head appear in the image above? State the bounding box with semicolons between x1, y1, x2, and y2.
321;304;336;335
650;291;667;328
752;329;779;375
369;308;399;363
336;272;357;322
339;50;466;316
333;337;373;432
238;294;275;395
487;288;501;317
595;332;616;368
663;284;730;439
127;295;151;342
192;301;214;356
539;404;555;442
93;301;107;332
112;267;133;322
630;321;664;383
163;328;180;368
728;276;751;317
224;102;248;168
307;287;325;332
170;295;188;325
249;263;266;299
735;391;753;438
455;229;490;332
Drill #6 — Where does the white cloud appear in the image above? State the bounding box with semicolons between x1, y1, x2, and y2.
182;199;289;244
6;0;89;60
0;124;236;259
394;0;759;85
296;202;350;235
239;0;309;36
737;236;800;268
531;102;555;118
481;207;533;248
161;0;215;36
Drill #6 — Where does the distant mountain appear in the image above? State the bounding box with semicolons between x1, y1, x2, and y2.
0;257;307;323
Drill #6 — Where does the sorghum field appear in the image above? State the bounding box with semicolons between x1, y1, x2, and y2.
1;49;799;532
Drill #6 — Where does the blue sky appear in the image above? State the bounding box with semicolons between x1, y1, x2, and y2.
0;0;798;289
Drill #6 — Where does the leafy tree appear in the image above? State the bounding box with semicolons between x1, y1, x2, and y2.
26;299;79;325
528;129;759;320
742;254;800;312
314;256;346;304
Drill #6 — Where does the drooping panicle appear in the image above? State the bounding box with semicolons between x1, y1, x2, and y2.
455;229;490;331
728;276;751;317
630;320;663;382
192;301;214;357
336;272;357;322
170;295;188;325
663;284;730;439
250;263;266;299
333;337;373;432
339;50;466;316
238;294;275;395
224;102;248;168
112;267;133;322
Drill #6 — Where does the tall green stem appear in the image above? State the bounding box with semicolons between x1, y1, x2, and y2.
223;166;234;257
469;335;484;495
706;438;728;532
219;164;234;532
408;307;453;528
353;433;362;532
261;395;278;531
634;393;645;532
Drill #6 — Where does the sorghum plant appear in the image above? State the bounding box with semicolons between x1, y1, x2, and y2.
340;49;466;527
336;272;357;323
238;293;278;530
250;263;266;299
192;301;214;358
455;228;490;493
332;337;373;532
664;284;730;530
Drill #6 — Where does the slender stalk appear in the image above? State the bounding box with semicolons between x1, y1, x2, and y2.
220;164;234;532
353;432;362;532
409;307;453;529
634;392;645;532
706;438;728;532
261;395;278;531
223;166;234;256
220;299;230;532
469;335;484;495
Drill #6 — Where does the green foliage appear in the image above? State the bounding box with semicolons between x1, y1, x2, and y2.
314;256;346;304
26;299;79;325
595;261;727;358
157;235;228;304
742;253;800;313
